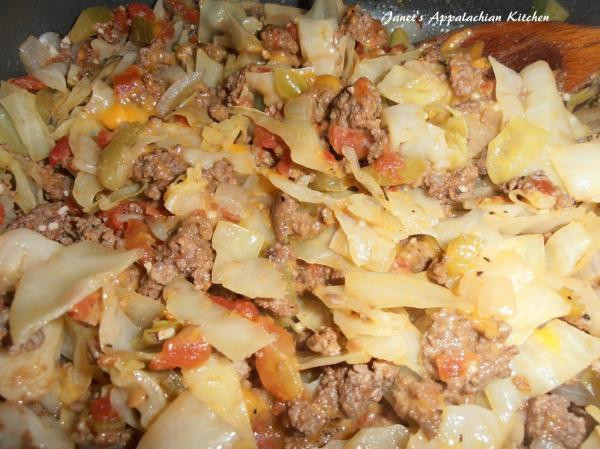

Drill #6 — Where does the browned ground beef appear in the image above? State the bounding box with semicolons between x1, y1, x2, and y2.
420;309;518;401
93;6;128;44
329;78;387;162
139;40;176;72
139;212;215;298
36;164;73;201
525;394;587;449
306;327;341;356
202;159;238;193
393;235;441;273
71;413;137;449
504;171;575;209
132;147;189;200
196;86;229;122
287;364;383;435
220;67;254;108
255;296;299;318
391;373;445;438
260;24;300;55
76;41;102;75
271;194;321;243
447;53;488;99
339;6;387;52
9;202;118;247
199;43;229;64
424;165;479;206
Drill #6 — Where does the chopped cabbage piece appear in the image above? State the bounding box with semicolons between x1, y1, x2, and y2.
137;391;250;449
550;141;600;202
0;229;62;292
377;64;451;107
296;17;344;76
0;320;63;401
345;271;465;309
486;116;549;185
212;221;264;283
0;401;74;449
10;242;140;345
164;279;276;361
183;354;256;448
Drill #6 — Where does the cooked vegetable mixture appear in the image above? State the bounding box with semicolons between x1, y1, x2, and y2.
2;0;600;448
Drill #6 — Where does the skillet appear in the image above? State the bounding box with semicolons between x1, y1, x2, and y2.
1;0;599;79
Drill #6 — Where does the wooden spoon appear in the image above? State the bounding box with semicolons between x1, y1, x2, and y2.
430;22;600;92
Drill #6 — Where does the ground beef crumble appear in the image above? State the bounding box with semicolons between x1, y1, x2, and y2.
271;194;321;243
306;327;341;356
287;364;383;436
391;372;446;438
339;6;387;53
35;164;73;201
260;24;300;55
503;171;575;209
220;67;254;108
525;394;587;449
424;165;479;206
9;202;118;248
447;53;489;99
139;211;215;298
132;146;189;200
329;78;388;162
420;309;518;401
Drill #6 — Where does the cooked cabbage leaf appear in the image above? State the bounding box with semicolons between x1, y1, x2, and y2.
164;279;276;361
183;354;256;448
137;391;251;449
10;242;140;345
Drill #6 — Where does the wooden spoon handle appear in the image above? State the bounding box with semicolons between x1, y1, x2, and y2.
434;22;600;92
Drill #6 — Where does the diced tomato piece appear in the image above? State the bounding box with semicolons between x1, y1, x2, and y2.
275;149;292;176
173;115;190;126
353;77;371;99
113;65;142;88
96;129;113;149
149;326;212;370
255;317;303;402
435;352;478;382
372;151;405;184
254;417;284;449
165;0;199;24
10;75;46;92
123;219;156;262
253;125;284;150
113;6;130;33
113;65;143;100
531;177;556;195
0;203;4;226
48;136;72;168
68;290;102;326
327;123;371;159
90;396;120;422
100;200;169;231
126;2;155;21
210;295;260;321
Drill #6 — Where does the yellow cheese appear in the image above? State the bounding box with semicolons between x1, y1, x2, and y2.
99;103;150;130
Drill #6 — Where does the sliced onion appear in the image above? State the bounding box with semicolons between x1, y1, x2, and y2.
158;65;187;84
113;51;139;77
91;39;120;60
38;32;61;56
156;71;204;117
19;36;52;73
33;62;68;92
